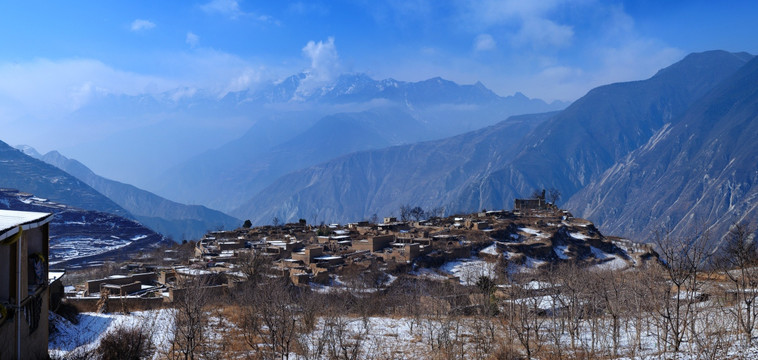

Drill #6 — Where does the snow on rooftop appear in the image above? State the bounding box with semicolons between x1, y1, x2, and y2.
0;209;52;241
175;267;212;276
49;271;65;283
314;256;342;261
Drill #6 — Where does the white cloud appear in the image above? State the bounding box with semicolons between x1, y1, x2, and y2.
514;17;573;47
186;32;199;47
297;37;342;95
0;59;173;118
458;0;578;47
130;19;156;32
517;41;683;101
200;0;243;17
474;34;496;51
200;0;278;24
461;0;574;25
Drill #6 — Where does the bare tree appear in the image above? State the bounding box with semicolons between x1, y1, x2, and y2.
653;229;712;354
530;189;544;200
717;222;758;346
500;275;546;360
590;268;629;357
547;188;561;205
428;206;445;219
410;206;426;222
241;277;301;359
171;275;212;360
237;249;272;288
399;204;412;222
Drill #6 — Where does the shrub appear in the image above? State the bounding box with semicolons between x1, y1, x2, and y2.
96;324;153;360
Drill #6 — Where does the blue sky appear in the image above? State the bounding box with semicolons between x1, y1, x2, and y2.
0;0;756;157
2;1;756;100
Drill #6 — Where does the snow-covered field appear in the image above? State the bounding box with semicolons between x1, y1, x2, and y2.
49;236;135;264
49;310;175;359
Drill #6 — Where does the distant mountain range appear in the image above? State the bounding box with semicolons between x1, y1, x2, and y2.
231;50;757;246
15;145;241;241
150;75;567;212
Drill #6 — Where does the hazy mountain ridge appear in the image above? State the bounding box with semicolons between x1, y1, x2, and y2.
18;147;241;241
0;140;129;217
567;54;758;243
156;107;432;211
154;75;567;212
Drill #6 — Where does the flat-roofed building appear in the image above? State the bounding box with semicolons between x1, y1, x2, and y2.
0;210;53;360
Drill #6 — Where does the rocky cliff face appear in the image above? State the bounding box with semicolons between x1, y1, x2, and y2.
449;51;754;214
566;54;758;244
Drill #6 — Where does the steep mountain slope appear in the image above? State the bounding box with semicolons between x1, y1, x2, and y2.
566;55;758;244
447;51;753;213
231;51;752;225
234;112;554;224
0;140;129;217
153;75;566;211
0;189;169;268
21;148;241;241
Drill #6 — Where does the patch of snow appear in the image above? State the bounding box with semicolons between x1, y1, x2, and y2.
480;243;498;256
519;227;540;235
440;258;496;285
410;267;448;281
554;245;570;260
570;232;590;240
596;257;628;270
524;256;547;269
590;246;610;260
49;309;175;359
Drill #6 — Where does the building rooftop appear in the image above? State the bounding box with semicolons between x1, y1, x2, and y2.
0;209;53;242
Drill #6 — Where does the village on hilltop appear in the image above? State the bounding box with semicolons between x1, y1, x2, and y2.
59;191;655;312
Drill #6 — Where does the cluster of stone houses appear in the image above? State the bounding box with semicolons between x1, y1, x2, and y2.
192;216;479;286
